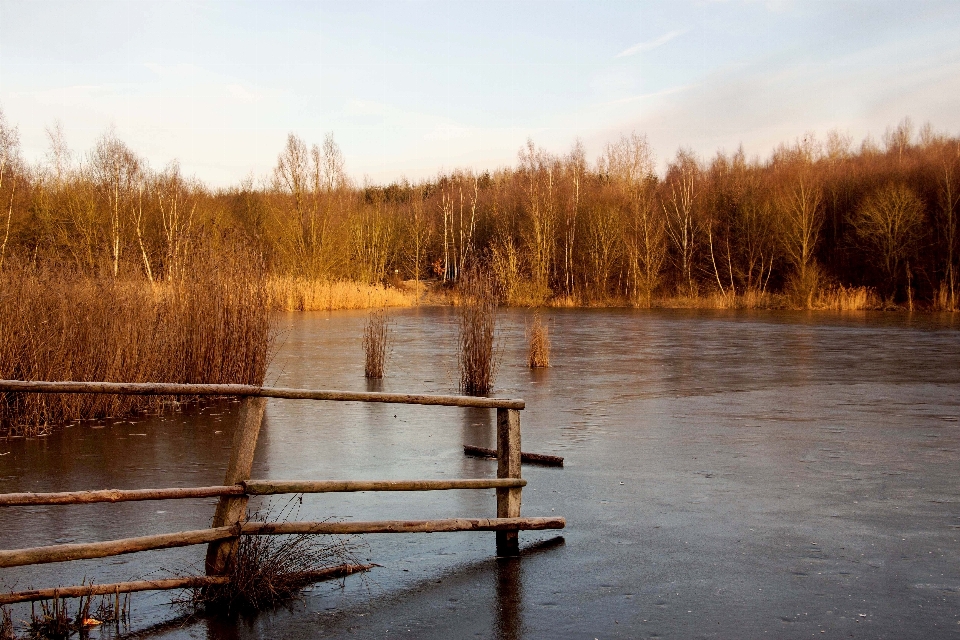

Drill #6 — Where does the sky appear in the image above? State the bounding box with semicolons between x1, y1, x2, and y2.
1;0;959;186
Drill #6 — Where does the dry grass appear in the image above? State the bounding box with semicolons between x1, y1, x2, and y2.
266;277;415;311
457;269;498;396
655;289;780;310
527;313;550;368
362;308;389;379
0;251;272;437
814;286;878;311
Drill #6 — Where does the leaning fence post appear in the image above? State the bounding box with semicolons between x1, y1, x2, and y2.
496;407;522;556
204;396;267;576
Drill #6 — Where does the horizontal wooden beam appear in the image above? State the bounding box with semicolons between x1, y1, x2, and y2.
0;485;244;507
463;445;564;467
0;564;373;605
241;517;566;535
0;517;565;569
0;526;237;568
243;478;527;494
0;576;230;605
0;479;526;507
0;380;525;410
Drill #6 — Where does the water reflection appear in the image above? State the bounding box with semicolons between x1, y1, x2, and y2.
494;557;523;640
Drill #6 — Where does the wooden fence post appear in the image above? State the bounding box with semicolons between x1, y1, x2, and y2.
496;408;522;556
204;396;267;576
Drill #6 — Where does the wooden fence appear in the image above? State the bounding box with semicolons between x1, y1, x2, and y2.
0;380;565;605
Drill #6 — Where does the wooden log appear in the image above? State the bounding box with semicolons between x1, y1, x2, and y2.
0;485;244;507
496;408;523;556
205;396;265;577
463;445;564;467
0;576;231;605
0;526;238;568
243;478;526;495
241;517;565;535
0;380;525;410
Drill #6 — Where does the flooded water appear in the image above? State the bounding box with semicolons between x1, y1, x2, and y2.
2;308;960;639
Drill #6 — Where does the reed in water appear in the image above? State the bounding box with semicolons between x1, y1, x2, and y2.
457;268;498;395
527;312;550;368
362;308;389;379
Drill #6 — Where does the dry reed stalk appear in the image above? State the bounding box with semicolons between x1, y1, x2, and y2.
0;248;272;437
362;308;389;379
527;312;550;368
457;268;498;395
265;276;414;311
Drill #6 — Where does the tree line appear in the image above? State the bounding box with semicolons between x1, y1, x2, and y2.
1;110;958;309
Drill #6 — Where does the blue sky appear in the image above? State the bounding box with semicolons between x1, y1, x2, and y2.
1;0;959;185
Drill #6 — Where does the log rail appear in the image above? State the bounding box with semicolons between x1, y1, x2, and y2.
0;379;564;604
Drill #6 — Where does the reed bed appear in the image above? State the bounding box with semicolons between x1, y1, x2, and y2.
0;255;272;437
527;312;550;368
814;286;877;311
457;269;498;396
266;276;415;311
362;308;389;379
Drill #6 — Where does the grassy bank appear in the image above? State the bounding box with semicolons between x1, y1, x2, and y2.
0;259;271;438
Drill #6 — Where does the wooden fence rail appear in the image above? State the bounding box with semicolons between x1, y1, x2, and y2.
0;380;525;409
0;379;564;605
0;478;528;507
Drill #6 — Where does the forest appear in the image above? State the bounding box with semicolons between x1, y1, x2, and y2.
1;111;958;311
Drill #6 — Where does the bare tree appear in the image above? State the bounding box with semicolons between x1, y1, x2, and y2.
602;133;664;306
155;161;198;282
90;130;141;277
518;140;557;293
662;148;701;295
562;139;586;298
853;182;925;300
935;140;960;309
0;111;20;270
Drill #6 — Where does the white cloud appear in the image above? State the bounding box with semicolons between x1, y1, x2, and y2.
615;29;688;58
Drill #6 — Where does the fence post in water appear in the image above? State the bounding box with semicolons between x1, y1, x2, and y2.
496;408;522;556
205;396;267;576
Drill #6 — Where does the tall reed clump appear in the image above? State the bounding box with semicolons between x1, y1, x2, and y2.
0;247;272;437
457;268;498;395
527;312;550;368
362;308;389;379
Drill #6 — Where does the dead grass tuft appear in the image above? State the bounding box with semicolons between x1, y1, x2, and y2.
183;504;363;617
0;607;14;640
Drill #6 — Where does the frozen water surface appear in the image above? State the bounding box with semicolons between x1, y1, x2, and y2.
2;308;959;639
